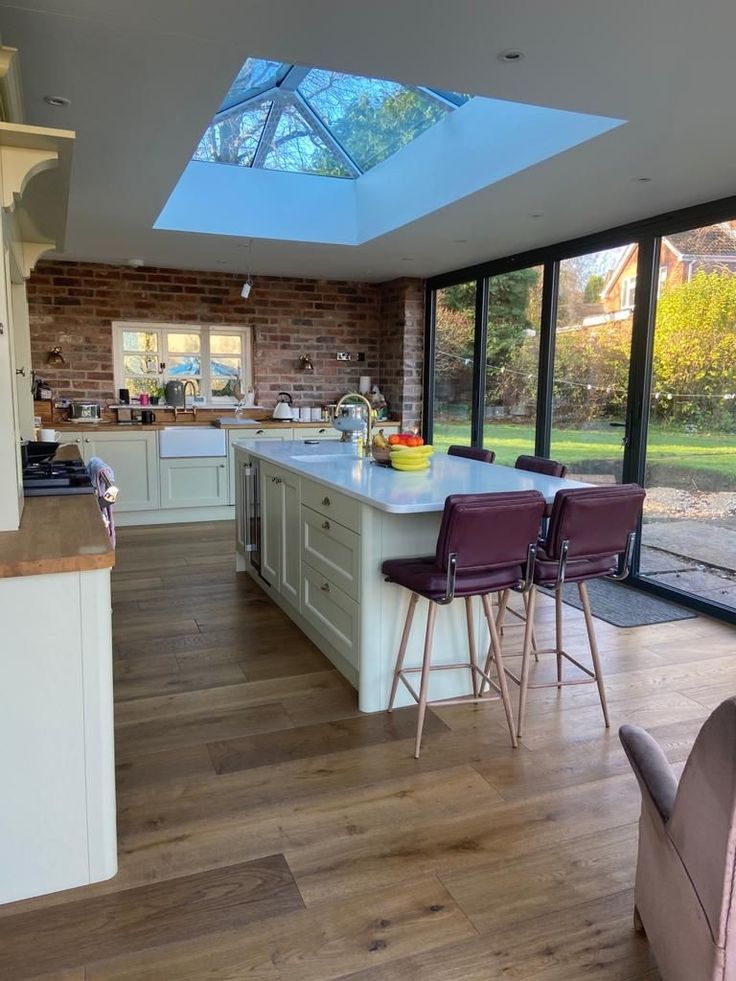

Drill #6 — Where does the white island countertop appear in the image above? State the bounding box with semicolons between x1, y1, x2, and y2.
238;439;590;513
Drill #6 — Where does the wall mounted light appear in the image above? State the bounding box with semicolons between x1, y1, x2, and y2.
46;346;65;366
298;354;314;373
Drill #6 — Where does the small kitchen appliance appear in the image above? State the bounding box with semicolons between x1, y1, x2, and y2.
69;402;101;422
272;392;294;420
164;380;185;408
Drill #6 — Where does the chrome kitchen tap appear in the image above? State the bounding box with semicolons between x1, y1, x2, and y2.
335;391;373;455
182;380;197;420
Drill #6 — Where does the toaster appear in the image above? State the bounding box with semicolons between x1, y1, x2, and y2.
69;401;102;422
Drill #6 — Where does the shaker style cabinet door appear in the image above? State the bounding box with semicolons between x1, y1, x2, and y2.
84;432;159;511
259;462;281;587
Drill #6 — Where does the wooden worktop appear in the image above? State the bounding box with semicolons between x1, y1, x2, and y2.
0;447;114;579
52;418;401;432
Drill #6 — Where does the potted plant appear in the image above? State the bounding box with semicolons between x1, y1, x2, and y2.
150;385;165;406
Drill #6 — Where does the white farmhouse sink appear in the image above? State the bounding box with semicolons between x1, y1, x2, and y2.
215;417;260;426
159;427;227;458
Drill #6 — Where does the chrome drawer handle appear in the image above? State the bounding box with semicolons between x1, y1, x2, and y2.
322;520;330;530
320;582;330;592
257;429;264;434
322;496;330;506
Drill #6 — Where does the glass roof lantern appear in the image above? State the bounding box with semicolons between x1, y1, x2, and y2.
193;58;471;178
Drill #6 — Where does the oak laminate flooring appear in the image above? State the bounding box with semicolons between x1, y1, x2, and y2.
208;706;451;774
0;854;303;980
9;521;735;978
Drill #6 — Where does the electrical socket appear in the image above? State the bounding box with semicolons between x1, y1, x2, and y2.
336;352;351;361
356;352;365;362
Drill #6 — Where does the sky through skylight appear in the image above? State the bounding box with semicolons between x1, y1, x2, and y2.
193;58;471;178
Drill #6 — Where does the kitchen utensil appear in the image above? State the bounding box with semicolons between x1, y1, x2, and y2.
141;410;156;425
39;428;58;442
333;403;366;443
165;380;185;408
272;392;294;420
139;393;150;406
26;440;59;463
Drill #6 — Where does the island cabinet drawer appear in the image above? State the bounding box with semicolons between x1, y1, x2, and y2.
302;505;360;600
302;562;360;669
301;478;360;533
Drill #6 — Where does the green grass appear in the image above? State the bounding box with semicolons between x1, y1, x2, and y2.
432;420;736;486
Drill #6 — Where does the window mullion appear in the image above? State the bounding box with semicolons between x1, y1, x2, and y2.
201;327;211;401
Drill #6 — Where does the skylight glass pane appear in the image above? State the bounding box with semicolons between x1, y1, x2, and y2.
262;104;351;177
193;102;271;167
300;69;447;172
219;58;287;112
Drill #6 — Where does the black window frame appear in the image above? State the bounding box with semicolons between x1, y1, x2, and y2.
423;192;736;624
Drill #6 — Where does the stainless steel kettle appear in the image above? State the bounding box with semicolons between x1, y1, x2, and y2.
164;380;185;408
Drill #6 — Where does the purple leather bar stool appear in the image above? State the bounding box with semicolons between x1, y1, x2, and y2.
514;454;568;479
382;490;546;757
496;483;645;738
448;444;496;464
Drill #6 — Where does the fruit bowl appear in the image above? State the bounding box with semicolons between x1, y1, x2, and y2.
371;446;392;466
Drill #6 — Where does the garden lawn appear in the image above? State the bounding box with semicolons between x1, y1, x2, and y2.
431;421;736;484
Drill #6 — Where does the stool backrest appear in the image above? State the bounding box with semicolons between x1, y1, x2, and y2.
447;445;496;464
435;491;546;572
544;484;645;561
515;454;567;478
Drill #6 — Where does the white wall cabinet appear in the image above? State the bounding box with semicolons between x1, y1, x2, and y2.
160;456;228;508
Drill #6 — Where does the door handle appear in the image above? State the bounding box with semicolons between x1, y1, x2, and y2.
322;496;330;506
320;582;330;592
15;367;26;376
322;520;330;530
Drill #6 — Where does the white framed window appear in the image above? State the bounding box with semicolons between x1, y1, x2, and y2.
112;322;253;402
621;275;637;310
657;264;668;295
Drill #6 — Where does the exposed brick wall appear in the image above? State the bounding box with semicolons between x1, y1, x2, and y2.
379;278;425;430
27;261;388;410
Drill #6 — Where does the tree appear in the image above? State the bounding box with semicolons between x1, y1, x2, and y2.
652;269;736;425
584;273;605;303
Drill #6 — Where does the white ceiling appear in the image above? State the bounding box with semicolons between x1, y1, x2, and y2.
2;0;736;282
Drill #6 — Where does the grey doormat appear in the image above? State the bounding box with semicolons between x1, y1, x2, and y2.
541;579;697;627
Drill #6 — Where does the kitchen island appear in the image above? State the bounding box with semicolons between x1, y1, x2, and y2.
234;440;588;713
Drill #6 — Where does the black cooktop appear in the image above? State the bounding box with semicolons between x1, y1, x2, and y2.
23;459;95;496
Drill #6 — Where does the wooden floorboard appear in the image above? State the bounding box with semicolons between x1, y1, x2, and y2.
3;520;735;977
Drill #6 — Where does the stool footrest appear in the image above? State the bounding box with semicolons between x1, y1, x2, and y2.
502;646;597;689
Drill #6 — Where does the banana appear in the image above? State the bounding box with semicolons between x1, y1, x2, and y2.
372;430;389;449
390;445;434;457
392;459;430;471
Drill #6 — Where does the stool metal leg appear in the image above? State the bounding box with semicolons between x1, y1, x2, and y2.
481;594;518;748
578;581;610;727
465;596;479;698
516;586;537;739
388;592;419;712
555;586;564;685
414;602;438;758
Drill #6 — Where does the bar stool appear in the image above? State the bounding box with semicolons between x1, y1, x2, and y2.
382;490;546;757
448;445;496;463
514;454;568;479
496;484;645;738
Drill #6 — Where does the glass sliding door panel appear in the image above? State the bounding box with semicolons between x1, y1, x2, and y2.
484;266;543;465
432;281;476;450
550;245;636;483
639;219;736;611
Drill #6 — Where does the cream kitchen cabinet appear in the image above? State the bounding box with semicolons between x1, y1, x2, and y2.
259;461;301;610
160;456;228;508
55;430;160;512
227;427;288;505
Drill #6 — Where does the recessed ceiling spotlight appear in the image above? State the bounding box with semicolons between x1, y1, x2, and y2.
529;213;544;219
401;256;415;262
43;95;71;108
453;238;469;244
634;177;652;183
215;259;228;265
498;49;525;63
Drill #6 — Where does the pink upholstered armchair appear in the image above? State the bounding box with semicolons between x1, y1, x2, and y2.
620;698;736;981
